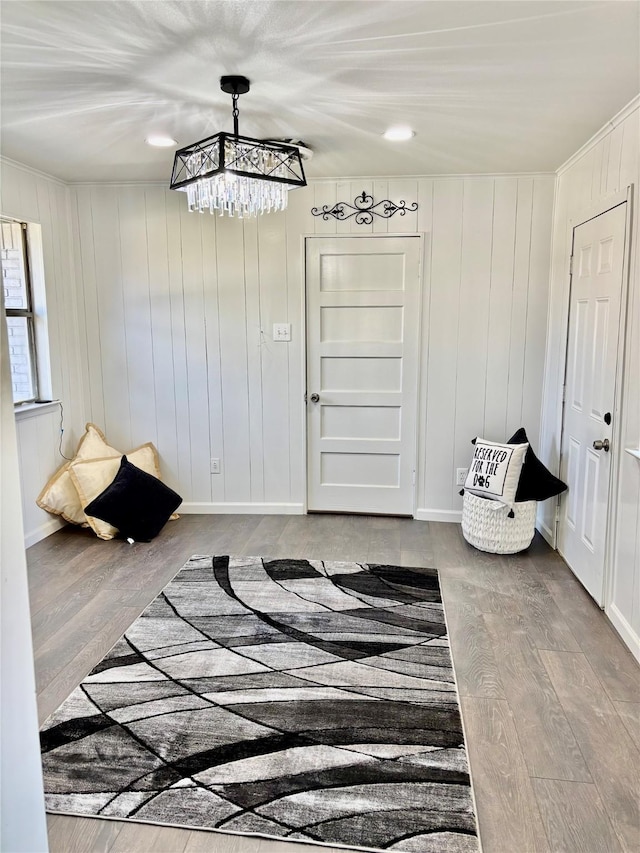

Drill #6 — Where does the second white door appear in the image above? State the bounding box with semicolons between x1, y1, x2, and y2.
306;236;421;515
557;202;627;605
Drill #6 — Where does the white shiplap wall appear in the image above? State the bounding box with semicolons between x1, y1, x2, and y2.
69;174;554;520
539;98;640;655
1;159;85;546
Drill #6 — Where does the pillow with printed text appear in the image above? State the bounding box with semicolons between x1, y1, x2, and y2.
464;438;529;507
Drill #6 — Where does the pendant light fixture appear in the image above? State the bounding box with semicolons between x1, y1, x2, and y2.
170;76;307;217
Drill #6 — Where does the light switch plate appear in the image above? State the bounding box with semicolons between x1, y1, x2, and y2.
273;323;291;342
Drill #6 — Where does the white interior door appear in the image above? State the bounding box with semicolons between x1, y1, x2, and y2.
306;236;421;515
557;203;627;605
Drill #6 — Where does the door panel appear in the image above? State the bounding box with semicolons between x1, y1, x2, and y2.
557;203;627;604
320;304;404;342
306;236;421;515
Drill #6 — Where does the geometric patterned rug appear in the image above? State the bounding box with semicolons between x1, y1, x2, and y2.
41;556;479;852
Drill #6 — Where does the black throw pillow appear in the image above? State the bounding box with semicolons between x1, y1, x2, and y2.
507;428;567;502
84;455;182;542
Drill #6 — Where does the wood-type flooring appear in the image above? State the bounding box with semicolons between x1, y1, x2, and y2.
27;514;639;853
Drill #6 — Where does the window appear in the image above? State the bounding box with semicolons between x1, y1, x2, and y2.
1;220;38;403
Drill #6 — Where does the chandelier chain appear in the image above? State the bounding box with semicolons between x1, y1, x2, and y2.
232;93;240;137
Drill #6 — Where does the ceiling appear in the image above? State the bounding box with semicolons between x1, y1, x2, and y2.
1;0;638;182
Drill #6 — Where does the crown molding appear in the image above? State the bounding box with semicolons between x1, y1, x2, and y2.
67;171;555;189
0;155;67;186
557;94;640;177
307;172;555;183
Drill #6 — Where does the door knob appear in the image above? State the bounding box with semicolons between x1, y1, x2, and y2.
309;393;320;403
593;438;610;452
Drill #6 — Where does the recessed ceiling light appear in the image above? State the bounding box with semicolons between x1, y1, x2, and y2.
383;126;415;142
146;135;177;147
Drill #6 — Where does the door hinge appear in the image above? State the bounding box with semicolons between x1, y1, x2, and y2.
561;385;566;404
569;254;574;276
412;470;416;486
555;504;561;523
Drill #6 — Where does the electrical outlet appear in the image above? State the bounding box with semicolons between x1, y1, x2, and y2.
456;467;468;486
273;323;291;342
210;458;221;474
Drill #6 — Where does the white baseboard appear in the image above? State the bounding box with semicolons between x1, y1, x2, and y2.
414;508;462;523
537;520;555;548
179;502;305;516
606;603;640;663
24;517;66;548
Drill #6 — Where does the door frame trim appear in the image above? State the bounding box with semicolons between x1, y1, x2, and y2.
556;184;634;607
301;232;426;517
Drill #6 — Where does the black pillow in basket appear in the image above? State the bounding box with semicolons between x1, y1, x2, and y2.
84;455;182;542
507;428;567;502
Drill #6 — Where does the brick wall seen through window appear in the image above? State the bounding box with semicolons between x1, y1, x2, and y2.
1;221;38;403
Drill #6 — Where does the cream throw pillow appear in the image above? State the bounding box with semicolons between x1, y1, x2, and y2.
36;423;120;525
70;444;161;540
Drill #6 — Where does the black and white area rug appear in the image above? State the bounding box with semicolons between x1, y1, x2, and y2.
41;556;478;852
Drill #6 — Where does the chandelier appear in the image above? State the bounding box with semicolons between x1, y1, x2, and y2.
170;76;307;218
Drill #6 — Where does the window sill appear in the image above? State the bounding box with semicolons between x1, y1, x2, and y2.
14;400;60;421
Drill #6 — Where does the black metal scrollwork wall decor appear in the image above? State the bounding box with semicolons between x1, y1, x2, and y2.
311;191;418;225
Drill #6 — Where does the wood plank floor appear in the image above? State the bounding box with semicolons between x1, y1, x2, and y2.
28;515;640;853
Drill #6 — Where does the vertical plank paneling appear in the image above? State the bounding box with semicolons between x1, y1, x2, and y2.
424;180;464;513
335;180;351;235
387;179;419;233
312;183;337;235
179;205;210;503
16;416;39;533
591;134;606;199
453;178;495;506
349;180;373;235
258;212;290;502
70;187;103;428
91;186;131;449
15;409;64;542
521;177;554;447
118;187;157;450
18;170;40;221
144;187;179;488
165;190;192;497
0;161;22;215
35;180;63;407
604;123;624;195
200;210;225;503
484;177;518;440
506;177;534;435
415;179;433;510
598;133;612;197
243;216;265;502
619;114;639;187
55;181;83;439
50;182;70;417
372;180;389;235
216;214;252;501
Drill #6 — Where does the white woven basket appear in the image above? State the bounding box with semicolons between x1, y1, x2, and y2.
461;491;536;554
